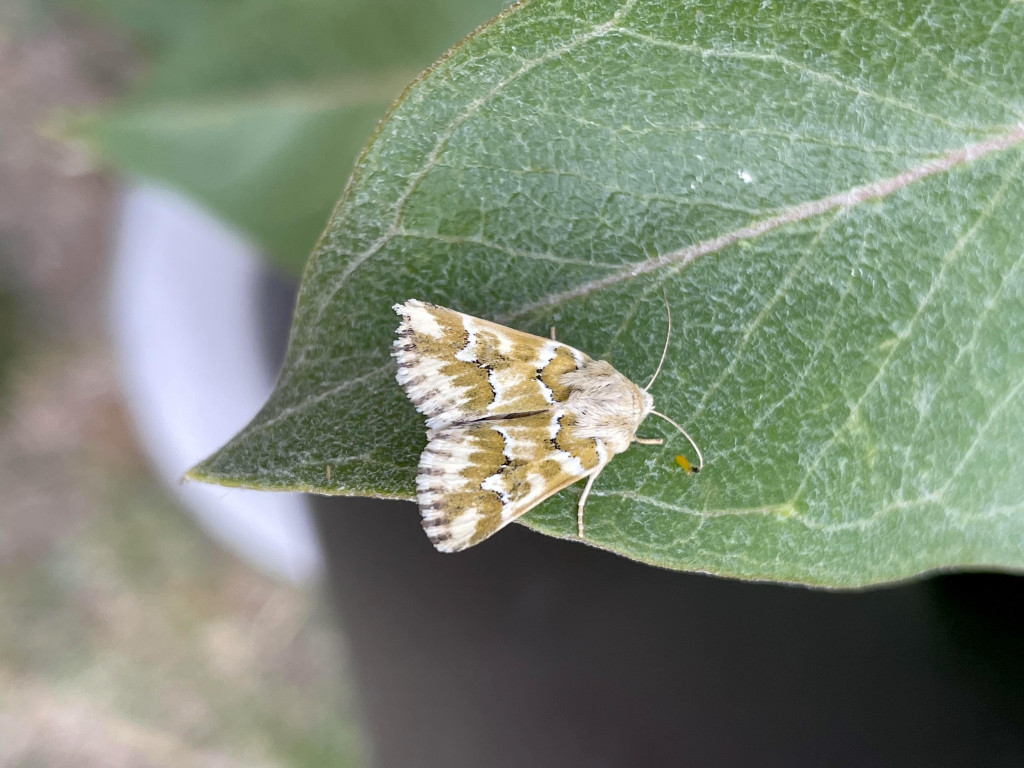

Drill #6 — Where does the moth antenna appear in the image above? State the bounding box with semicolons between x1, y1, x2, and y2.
643;289;672;391
649;410;704;472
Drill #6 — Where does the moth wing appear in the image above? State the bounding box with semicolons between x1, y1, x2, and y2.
416;410;606;552
393;300;587;429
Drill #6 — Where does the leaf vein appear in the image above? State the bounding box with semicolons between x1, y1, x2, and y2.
503;125;1024;322
750;236;867;431
789;152;1023;506
843;0;1024;121
395;229;621;268
689;212;841;422
289;0;644;377
897;241;1024;486
614;28;992;131
246;362;393;436
938;373;1024;494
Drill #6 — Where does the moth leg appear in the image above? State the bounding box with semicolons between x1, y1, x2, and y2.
577;462;607;537
550;325;557;341
634;437;664;445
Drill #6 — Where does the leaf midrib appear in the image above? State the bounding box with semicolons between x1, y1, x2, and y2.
278;0;1024;389
249;124;1024;459
504;124;1024;321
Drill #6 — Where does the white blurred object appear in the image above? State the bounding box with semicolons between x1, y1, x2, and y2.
111;184;322;584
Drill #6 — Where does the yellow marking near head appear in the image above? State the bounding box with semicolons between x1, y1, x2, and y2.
675;454;695;474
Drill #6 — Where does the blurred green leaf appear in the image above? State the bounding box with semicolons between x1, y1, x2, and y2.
75;0;510;274
67;0;237;48
191;0;1024;586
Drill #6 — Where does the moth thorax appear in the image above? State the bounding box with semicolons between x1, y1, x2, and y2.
562;360;654;454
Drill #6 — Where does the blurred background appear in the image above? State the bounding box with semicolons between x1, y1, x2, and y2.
0;0;504;764
3;1;1023;767
0;0;376;764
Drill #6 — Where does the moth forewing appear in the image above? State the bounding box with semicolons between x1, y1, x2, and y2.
392;299;696;552
394;299;579;429
416;412;602;551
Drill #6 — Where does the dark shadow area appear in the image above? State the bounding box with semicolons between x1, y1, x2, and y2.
259;266;299;378
315;497;1024;768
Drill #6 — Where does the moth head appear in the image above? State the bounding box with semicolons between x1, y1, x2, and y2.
638;386;655;424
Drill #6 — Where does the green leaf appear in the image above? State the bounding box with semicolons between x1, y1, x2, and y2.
190;0;1024;587
73;0;510;274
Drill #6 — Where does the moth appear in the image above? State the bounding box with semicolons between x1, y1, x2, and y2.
392;299;702;552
